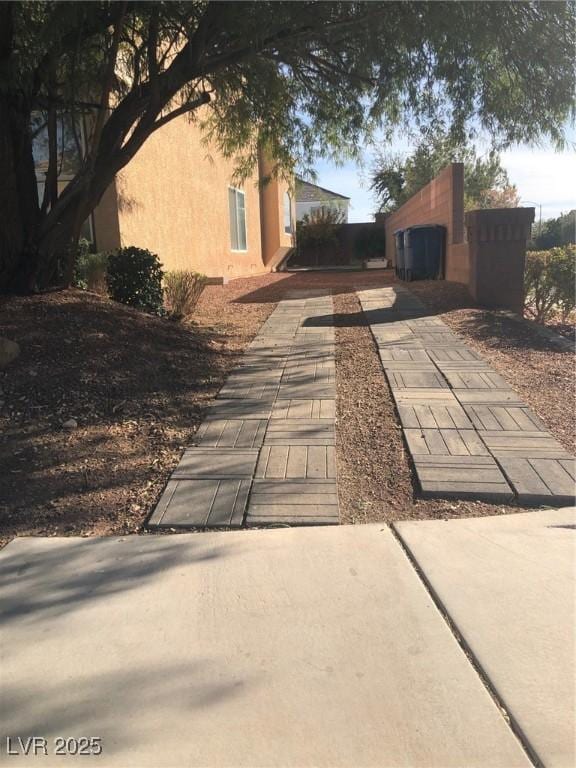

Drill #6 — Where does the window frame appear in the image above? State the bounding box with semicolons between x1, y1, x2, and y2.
32;110;96;244
283;191;292;234
228;186;248;252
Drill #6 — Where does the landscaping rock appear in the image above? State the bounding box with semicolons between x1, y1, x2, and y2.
0;338;20;369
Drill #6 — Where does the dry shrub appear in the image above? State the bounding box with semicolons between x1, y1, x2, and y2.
525;245;576;323
164;270;207;319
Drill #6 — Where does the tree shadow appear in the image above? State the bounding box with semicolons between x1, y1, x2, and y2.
232;270;397;304
0;533;257;762
0;533;233;626
0;660;253;760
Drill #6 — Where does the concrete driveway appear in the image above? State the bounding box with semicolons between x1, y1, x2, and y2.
0;508;574;767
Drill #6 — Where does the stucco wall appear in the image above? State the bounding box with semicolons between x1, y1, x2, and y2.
384;163;467;284
92;180;121;253
94;113;266;279
258;153;295;269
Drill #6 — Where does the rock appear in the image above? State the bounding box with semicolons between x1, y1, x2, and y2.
0;338;20;369
62;418;78;430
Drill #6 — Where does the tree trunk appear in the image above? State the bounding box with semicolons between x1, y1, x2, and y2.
0;2;40;293
0;93;42;293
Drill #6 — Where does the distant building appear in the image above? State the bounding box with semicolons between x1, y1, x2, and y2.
295;178;350;223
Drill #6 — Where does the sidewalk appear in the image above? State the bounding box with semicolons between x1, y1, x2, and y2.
1;507;573;767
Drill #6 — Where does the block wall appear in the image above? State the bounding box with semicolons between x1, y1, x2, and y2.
384;163;468;284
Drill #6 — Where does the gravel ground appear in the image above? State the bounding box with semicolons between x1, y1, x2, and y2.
0;272;393;546
408;281;575;454
334;291;549;524
1;272;573;547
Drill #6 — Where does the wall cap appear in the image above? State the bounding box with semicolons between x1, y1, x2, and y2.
465;207;535;242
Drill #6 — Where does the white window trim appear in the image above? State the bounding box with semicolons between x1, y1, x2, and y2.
229;186;248;252
284;191;292;234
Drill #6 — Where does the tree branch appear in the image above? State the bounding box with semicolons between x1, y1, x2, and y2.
148;91;211;135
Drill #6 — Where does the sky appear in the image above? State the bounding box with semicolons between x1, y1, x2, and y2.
310;131;576;224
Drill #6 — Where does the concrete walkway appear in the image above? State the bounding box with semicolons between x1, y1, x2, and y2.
395;508;576;768
1;508;573;767
149;290;338;529
358;285;576;505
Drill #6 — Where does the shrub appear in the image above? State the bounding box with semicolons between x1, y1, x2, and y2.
107;246;164;313
164;270;207;319
525;245;576;323
297;207;344;265
75;242;109;295
354;227;386;260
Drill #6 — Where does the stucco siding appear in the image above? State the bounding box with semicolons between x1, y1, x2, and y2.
96;113;266;279
259;153;295;268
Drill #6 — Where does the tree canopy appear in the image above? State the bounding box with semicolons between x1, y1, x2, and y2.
1;0;575;291
530;210;576;249
370;133;521;213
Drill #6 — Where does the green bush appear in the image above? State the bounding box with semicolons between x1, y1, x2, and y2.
164;270;207;319
297;207;344;266
525;245;576;323
354;227;386;260
75;241;109;295
107;246;164;313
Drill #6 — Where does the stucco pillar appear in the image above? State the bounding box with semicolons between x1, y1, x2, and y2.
465;207;535;313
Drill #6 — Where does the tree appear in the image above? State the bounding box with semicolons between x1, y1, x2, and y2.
371;133;521;213
1;1;575;292
530;210;576;249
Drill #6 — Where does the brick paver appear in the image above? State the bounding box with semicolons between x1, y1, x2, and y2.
358;285;575;506
149;290;339;530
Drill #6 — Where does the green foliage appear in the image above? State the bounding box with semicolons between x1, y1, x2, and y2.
296;208;344;266
354;227;386;260
530;210;576;250
163;270;207;320
74;239;108;294
371;133;520;213
302;206;345;227
2;1;575;290
525;245;576;323
107;247;164;314
298;207;344;247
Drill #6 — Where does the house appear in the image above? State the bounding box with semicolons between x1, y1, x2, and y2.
295;178;350;223
33;111;295;281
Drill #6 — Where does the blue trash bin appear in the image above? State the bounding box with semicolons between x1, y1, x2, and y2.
404;225;445;281
394;229;405;279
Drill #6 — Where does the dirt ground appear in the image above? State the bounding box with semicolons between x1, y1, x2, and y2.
0;271;573;546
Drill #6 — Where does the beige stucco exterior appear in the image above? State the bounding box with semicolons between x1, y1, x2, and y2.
258;152;295;270
91;113;294;280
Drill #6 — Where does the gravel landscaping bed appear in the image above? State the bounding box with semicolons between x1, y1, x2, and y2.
0;282;277;547
334;292;543;524
1;272;573;546
408;281;575;454
0;272;393;546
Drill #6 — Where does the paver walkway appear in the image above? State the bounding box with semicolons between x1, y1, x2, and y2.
149;290;339;529
357;285;576;505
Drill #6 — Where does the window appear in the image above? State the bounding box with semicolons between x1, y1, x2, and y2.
284;191;292;234
32;111;95;243
228;187;247;251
